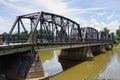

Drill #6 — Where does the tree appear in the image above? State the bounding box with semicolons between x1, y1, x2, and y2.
112;29;120;45
116;29;120;38
2;32;8;41
2;32;8;35
20;31;29;41
101;27;109;33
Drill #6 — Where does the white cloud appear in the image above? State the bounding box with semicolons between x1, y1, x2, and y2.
77;8;105;11
0;16;10;33
0;16;5;23
67;7;105;12
34;0;68;14
108;21;120;32
73;17;120;33
107;11;115;20
7;0;20;3
90;19;120;33
90;15;96;18
90;18;101;31
0;0;35;13
97;11;106;16
0;0;3;2
70;18;102;31
107;14;114;20
90;11;106;18
72;17;89;27
0;0;106;15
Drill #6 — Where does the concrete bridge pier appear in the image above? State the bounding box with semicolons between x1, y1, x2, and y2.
59;47;94;61
105;44;113;50
99;45;107;53
26;53;49;80
91;45;107;55
0;52;49;80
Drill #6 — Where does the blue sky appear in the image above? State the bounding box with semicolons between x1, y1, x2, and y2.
0;0;120;33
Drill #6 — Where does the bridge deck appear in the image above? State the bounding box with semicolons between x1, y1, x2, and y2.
0;42;113;56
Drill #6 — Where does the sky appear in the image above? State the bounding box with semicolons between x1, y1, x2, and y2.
0;0;120;34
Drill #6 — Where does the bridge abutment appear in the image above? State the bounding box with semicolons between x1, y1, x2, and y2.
26;53;49;80
0;52;49;80
59;47;94;61
99;45;107;53
105;44;113;50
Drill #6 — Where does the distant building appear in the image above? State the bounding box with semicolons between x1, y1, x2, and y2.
119;25;120;29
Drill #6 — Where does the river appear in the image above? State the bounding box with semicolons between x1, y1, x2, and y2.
38;47;120;80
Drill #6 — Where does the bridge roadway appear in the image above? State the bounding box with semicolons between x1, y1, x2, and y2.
0;42;112;56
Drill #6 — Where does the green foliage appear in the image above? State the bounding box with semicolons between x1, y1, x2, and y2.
101;27;109;34
38;29;53;36
1;29;54;42
115;29;120;44
2;32;8;35
114;38;119;45
6;31;29;42
116;29;120;37
1;32;8;41
20;31;29;40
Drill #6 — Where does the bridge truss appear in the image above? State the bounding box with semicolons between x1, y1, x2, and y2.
0;11;114;44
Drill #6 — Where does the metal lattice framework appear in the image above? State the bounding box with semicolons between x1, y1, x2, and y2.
0;11;114;44
81;27;99;42
5;11;82;43
100;32;114;42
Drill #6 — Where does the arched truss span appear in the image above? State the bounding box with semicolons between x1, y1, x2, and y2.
100;32;114;42
7;11;82;43
5;11;114;44
80;27;99;42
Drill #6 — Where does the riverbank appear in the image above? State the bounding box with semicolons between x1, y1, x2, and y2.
113;44;120;48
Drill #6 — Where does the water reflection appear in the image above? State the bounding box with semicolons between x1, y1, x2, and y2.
39;50;63;76
59;59;83;71
38;51;54;63
39;49;120;80
52;51;113;80
99;53;120;80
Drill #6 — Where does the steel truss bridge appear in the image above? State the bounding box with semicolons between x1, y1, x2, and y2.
0;11;114;80
0;11;114;54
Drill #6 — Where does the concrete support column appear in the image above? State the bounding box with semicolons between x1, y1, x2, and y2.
99;45;106;53
82;47;94;59
59;47;94;61
26;53;49;80
105;44;113;50
26;53;47;79
91;46;100;55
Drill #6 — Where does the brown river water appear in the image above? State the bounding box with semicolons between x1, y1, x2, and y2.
38;47;120;80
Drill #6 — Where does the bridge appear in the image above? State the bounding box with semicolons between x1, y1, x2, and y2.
0;11;114;80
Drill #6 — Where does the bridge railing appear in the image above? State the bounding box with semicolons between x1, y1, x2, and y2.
0;34;30;44
0;31;114;45
0;32;114;45
36;35;82;43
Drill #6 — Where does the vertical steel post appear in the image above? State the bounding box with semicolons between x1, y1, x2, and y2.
18;20;20;43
